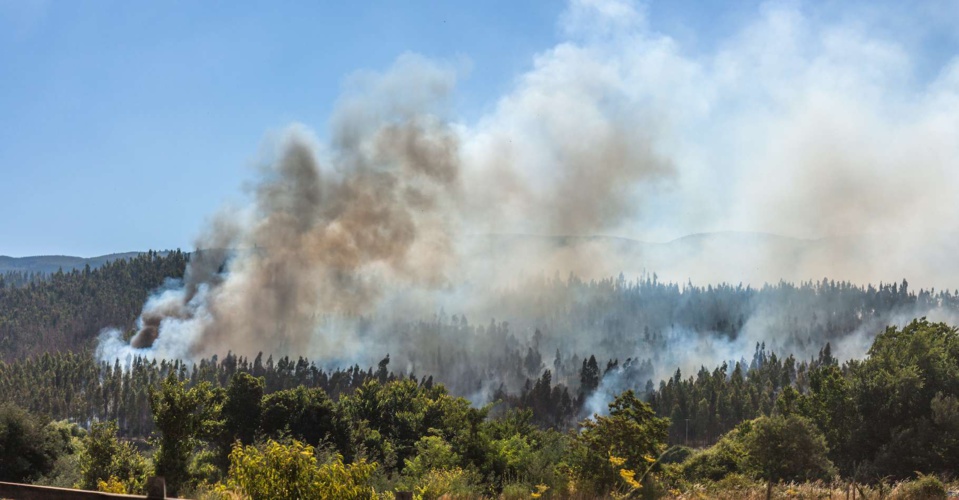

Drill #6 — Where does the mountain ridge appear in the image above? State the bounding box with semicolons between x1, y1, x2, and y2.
0;251;171;275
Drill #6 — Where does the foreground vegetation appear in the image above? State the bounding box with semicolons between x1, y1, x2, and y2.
1;318;958;498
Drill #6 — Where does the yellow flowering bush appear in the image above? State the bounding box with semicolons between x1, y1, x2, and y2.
410;467;479;500
96;476;127;494
619;468;641;489
221;439;377;500
531;483;550;498
609;454;643;499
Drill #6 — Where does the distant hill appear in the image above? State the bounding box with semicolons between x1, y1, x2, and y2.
0;251;167;275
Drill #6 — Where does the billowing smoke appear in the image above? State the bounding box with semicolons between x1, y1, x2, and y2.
99;0;959;403
101;54;470;360
98;40;677;363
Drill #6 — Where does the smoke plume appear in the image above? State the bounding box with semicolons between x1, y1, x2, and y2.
99;0;959;402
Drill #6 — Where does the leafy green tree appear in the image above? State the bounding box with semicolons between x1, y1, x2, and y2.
795;364;855;470
0;404;70;482
260;385;347;453
574;390;670;492
930;391;959;463
850;319;959;479
340;379;477;473
741;415;835;491
218;372;264;468
149;372;222;495
34;420;86;488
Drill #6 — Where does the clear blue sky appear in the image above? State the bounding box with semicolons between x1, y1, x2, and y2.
1;0;956;257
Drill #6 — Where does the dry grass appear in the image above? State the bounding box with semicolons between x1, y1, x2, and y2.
666;481;847;500
659;478;958;500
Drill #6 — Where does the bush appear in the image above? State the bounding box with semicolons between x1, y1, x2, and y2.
682;430;751;482
35;452;84;488
34;420;85;488
0;404;72;482
402;435;459;478
97;477;128;494
500;482;535;500
890;474;947;500
707;473;761;493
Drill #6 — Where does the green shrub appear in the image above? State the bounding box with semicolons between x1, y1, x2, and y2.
682;430;751;482
707;473;760;493
78;421;151;494
34;420;85;488
500;481;534;499
890;474;947;500
402;435;459;478
0;404;72;482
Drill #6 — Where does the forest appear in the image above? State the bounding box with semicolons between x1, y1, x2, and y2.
1;251;958;498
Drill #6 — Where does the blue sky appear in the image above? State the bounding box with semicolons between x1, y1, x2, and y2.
0;1;560;256
1;0;957;257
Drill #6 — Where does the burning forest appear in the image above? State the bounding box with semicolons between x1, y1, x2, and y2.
3;0;959;497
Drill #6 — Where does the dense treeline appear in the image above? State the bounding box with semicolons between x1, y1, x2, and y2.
0;250;187;360
488;273;953;351
377;273;959;406
2;319;958;498
0;350;405;437
0;270;46;288
648;343;833;447
517;319;959;483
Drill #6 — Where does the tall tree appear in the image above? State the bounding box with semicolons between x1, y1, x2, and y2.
575;390;670;492
149;373;222;495
0;404;69;483
78;421;150;493
741;415;834;499
219;372;264;468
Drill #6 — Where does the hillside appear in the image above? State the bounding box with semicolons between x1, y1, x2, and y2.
0;250;188;360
